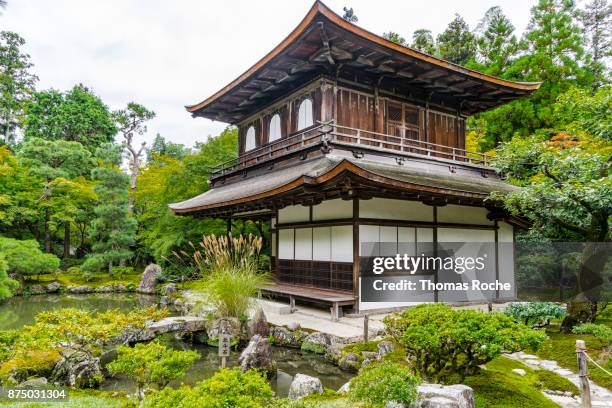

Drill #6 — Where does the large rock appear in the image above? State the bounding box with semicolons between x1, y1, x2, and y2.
288;373;324;400
50;350;102;388
238;335;276;373
378;341;395;358
17;377;48;388
414;384;475;408
338;352;360;372
271;326;301;348
248;308;269;337
147;316;207;336
204;317;242;342
301;332;339;354
66;285;94;294
45;282;61;293
138;264;161;294
160;283;178;296
28;284;46;294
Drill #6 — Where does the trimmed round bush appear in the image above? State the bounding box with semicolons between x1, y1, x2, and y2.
349;361;420;408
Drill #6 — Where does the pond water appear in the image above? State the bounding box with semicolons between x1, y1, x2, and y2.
1;294;354;397
0;293;158;331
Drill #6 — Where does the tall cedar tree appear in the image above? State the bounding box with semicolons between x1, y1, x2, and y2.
437;14;477;65
383;32;407;46
0;31;37;145
472;6;518;76
579;0;612;86
23;84;116;154
84;144;136;275
411;29;436;55
474;0;589;149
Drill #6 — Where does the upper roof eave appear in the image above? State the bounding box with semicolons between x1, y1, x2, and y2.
185;1;541;116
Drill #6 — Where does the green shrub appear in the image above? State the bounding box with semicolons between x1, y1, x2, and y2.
349;361;419;408
110;265;134;279
384;304;547;382
505;302;566;327
0;330;18;362
65;266;84;275
0;254;18;300
572;323;612;343
107;340;199;402
0;237;60;281
143;368;274;408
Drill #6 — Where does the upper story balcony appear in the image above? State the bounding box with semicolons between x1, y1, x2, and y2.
210;120;492;179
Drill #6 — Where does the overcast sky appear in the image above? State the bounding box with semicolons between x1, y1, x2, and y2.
2;0;538;150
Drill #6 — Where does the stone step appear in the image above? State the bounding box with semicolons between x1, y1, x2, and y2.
256;298;293;315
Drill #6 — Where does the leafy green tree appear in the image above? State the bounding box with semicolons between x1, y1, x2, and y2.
146;134;188;163
107;340;199;402
113;102;155;209
492;133;610;325
0;237;59;284
411;29;436;55
0;146;40;239
475;0;590;148
579;0;611;86
0;31;38;145
135;127;237;263
0;254;19;300
553;85;611;139
437;14;476;65
17;138;93;253
23;85;116;153
83;144;136;275
505;302;566;327
383;32;407;46
473;6;519;76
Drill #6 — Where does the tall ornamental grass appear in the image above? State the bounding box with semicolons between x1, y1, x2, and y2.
183;234;269;319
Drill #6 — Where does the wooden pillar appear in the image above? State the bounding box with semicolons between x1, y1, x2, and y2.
226;217;232;234
433;205;438;303
494;220;500;300
352;197;360;314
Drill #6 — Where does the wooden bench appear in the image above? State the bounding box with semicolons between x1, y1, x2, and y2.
261;283;356;321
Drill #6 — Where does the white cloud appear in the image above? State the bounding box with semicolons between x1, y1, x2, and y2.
1;0;536;149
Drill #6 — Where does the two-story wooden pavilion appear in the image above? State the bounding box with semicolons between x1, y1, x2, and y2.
170;1;540;318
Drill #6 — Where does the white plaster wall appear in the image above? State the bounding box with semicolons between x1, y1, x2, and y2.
312;199;352;220
437;228;495;243
417;228;434;242
278;205;309;223
278;229;294;259
437;204;493;225
271;232;277;257
360;198;433;221
331;225;353;262
294;228;313;260
498;221;516;300
313;227;331;261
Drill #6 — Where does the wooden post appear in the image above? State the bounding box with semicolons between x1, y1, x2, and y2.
576;340;592;408
363;314;369;343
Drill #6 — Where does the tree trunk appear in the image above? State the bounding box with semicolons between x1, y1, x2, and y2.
129;154;138;210
108;261;113;277
44;208;51;253
63;222;71;259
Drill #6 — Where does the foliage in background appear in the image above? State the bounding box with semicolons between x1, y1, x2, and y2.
505;302;566;327
134;127;237;264
0;31;37;145
572;323;612;344
143;368;274;408
348;361;420;408
23;84;116;153
553;85;611;139
107;340;199;402
384;304;547;382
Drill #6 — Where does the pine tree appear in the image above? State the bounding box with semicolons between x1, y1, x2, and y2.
84;144;136;275
437;14;476;64
474;6;519;76
411;29;436;55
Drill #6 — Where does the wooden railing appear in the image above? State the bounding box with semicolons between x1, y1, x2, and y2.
211;121;491;177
